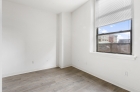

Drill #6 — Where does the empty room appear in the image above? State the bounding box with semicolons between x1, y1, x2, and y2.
1;0;140;92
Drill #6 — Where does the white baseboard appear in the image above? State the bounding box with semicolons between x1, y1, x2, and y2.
3;65;57;78
72;64;139;92
3;64;138;92
59;65;71;69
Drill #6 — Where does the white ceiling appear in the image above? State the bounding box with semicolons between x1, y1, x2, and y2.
6;0;89;14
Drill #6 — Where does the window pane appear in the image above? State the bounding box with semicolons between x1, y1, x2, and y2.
98;32;131;54
98;20;131;34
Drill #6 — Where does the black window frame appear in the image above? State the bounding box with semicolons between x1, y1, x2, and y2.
96;19;132;55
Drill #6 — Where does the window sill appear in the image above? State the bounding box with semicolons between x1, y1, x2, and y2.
90;52;137;61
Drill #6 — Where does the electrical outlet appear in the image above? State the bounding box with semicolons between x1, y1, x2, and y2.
32;61;34;64
125;71;128;77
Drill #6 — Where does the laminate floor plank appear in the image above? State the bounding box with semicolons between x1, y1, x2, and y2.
3;67;129;92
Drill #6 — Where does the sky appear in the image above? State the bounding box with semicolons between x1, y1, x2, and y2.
98;20;131;42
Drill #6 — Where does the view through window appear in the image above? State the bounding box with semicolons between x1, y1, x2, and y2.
97;20;132;54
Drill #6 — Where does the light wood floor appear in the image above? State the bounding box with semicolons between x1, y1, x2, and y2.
3;67;129;92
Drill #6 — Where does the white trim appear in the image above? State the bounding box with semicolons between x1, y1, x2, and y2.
92;0;135;58
90;52;137;60
94;0;97;52
3;65;57;78
72;64;139;92
89;0;94;52
131;0;135;56
59;65;72;69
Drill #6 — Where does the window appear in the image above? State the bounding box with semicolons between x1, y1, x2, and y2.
97;20;132;54
96;0;132;55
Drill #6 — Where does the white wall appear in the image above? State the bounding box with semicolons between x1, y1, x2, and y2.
62;13;72;67
58;13;72;68
2;1;57;77
58;13;63;68
72;0;140;92
0;0;2;91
